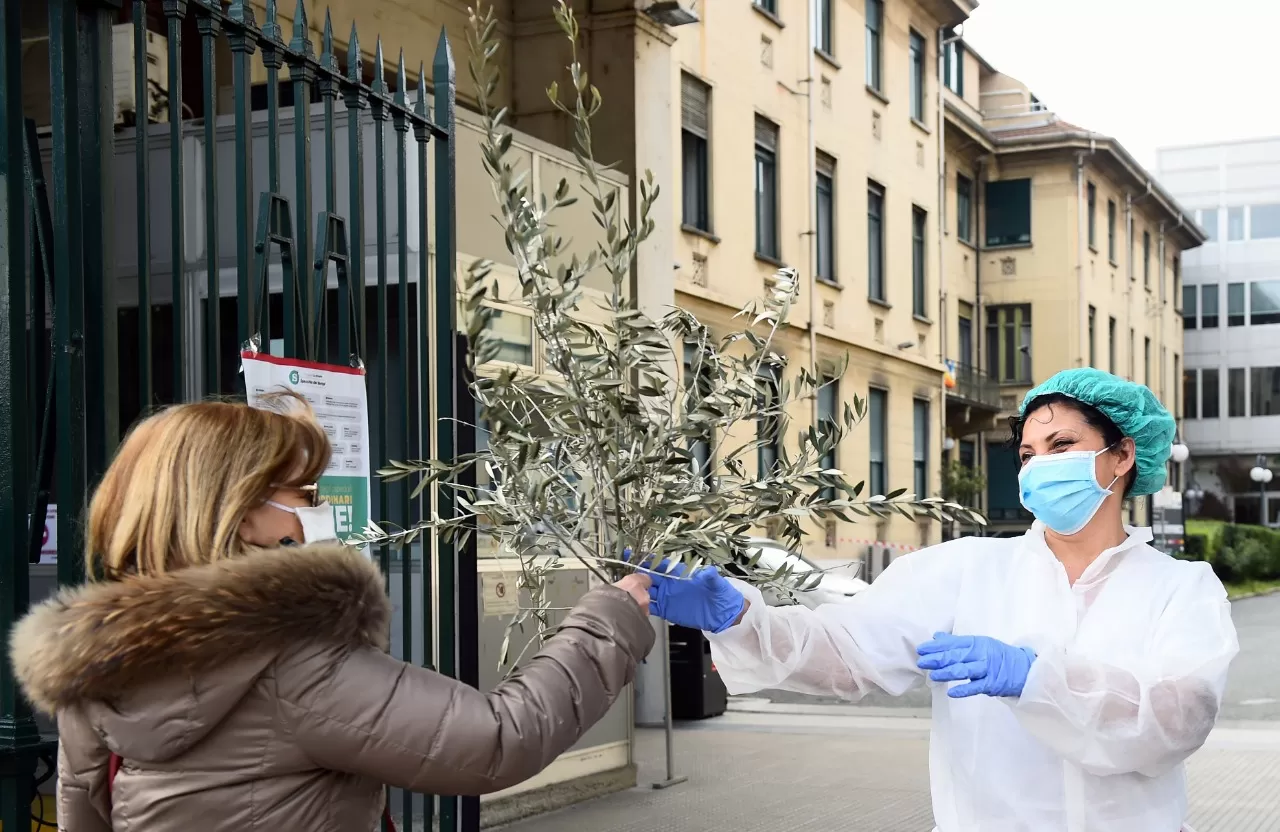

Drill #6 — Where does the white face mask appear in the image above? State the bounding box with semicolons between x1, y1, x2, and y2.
266;501;340;545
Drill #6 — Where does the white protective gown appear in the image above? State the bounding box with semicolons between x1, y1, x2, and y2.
707;524;1239;832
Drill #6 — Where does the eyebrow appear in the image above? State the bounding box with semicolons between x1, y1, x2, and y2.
1020;429;1076;451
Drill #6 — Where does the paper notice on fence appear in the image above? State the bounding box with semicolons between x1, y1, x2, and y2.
241;352;372;548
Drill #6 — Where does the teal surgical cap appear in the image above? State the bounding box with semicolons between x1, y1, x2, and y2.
1020;368;1176;497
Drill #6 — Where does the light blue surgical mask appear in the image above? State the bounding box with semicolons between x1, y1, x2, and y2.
1017;445;1119;536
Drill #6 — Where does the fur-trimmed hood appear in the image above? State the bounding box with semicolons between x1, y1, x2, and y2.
10;544;390;719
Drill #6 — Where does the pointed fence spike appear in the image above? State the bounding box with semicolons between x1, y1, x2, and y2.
291;0;313;54
395;49;408;105
372;36;387;94
346;22;362;81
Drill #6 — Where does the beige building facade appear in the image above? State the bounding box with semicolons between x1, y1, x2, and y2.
672;0;976;563
940;42;1203;533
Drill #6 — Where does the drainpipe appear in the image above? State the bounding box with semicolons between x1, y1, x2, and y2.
806;0;818;427
1076;152;1087;368
937;27;962;487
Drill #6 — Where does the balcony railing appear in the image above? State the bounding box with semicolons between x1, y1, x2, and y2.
950;362;1003;410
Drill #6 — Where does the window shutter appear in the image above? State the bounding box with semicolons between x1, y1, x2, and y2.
681;74;710;139
754;116;778;151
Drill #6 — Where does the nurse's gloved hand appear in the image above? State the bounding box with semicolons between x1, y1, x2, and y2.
626;551;747;634
916;632;1037;698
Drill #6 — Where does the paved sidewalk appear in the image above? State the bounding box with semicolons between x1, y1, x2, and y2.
497;705;1280;832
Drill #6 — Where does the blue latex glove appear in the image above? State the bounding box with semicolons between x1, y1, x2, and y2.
628;552;746;634
916;632;1037;699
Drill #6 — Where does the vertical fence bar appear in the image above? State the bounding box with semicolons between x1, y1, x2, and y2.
163;0;187;401
370;38;391;586
432;30;461;832
342;25;366;366
0;1;43;824
133;0;153;407
226;0;257;348
49;0;88;588
287;0;314;358
198;6;221;394
317;12;339;360
261;0;289;353
412;65;435;829
391;51;414;828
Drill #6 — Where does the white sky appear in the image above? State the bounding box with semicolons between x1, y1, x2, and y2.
960;0;1280;170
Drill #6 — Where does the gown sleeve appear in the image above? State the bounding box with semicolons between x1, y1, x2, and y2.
1011;562;1239;777
706;543;969;700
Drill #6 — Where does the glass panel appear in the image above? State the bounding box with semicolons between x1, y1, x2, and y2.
1202;368;1220;419
682;132;710;231
1228;206;1245;241
868;184;884;300
1229;368;1246;417
1201;284;1219;328
956;174;972;242
869;388;886;496
957;306;973;368
1201;208;1218;242
912;207;927;316
913;399;928;498
1228;282;1246;327
817;0;833;54
1088;306;1096;367
1183;368;1198;420
1108;317;1117;373
865;0;882;90
1107;200;1117;260
1251;280;1280;325
755;147;778;258
817;170;835;280
1087;183;1096;247
986;321;999;379
1252;204;1280;239
985;179;1032;247
1183;284;1198;329
488;309;534;365
1251;367;1280;416
1018;309;1032;383
909;31;925;121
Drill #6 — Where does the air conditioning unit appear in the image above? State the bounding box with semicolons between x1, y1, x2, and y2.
112;23;169;126
862;544;894;582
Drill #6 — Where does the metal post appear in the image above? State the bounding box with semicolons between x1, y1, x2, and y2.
651;622;687;789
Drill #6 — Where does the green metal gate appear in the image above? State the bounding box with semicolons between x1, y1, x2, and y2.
0;0;479;828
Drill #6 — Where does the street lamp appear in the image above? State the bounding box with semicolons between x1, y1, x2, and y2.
1250;454;1273;526
1184;482;1205;517
1170;443;1189;464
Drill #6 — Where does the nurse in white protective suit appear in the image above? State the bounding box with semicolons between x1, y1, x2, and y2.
642;368;1239;832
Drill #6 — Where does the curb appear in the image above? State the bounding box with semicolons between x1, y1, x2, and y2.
1228;586;1280;602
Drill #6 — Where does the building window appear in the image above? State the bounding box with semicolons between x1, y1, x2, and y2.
912;206;927;317
1252;367;1280;416
1086;182;1097;249
816;0;833;55
913;399;929;498
1252;280;1280;325
1252;204;1280;239
1128;328;1135;380
681;74;711;233
1228;282;1246;327
985;179;1032;247
869;388;887;497
1108;316;1116;373
1228;206;1245;241
865;0;883;92
1143;231;1151;289
684;342;713;482
754;0;778;14
1107;199;1117;262
1200;208;1218;242
956;173;973;243
944;40;964;96
1088;306;1096;367
1229;367;1247;418
908;30;926;123
1183;284;1197;329
756;362;782;476
1202;368;1220;419
1173;257;1181;310
1144;337;1151;385
868;180;886;302
1174;353;1181;418
816;152;836;282
818;376;838;500
754;116;779;260
1201;284;1219;328
1184;368;1198;419
958;301;974;368
985;304;1032;384
482;309;535;366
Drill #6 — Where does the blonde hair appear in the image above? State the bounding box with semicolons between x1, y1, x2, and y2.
86;392;331;579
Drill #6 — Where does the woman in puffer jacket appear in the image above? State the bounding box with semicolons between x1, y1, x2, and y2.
9;395;655;832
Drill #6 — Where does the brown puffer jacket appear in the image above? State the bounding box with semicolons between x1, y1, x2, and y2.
9;544;654;832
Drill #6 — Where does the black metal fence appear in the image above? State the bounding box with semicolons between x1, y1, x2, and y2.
1;0;478;828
